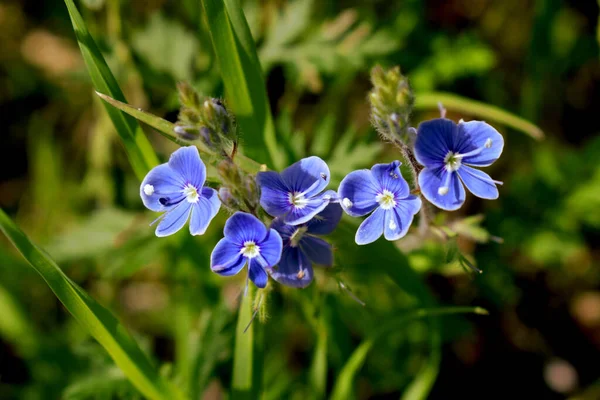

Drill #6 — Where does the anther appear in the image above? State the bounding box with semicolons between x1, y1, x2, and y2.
438;187;449;196
342;198;353;208
143;184;154;196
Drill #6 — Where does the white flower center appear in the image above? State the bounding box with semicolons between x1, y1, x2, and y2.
376;190;396;210
241;241;260;258
288;192;308;209
444;151;462;172
183;183;200;203
143;184;154;196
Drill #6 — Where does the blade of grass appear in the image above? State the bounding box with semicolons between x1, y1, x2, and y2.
201;0;282;169
232;285;260;399
415;92;544;140
329;307;488;400
0;209;184;400
401;319;441;400
310;304;328;399
64;0;158;179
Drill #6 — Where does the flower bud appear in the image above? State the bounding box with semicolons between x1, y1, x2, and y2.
217;159;242;188
218;187;242;211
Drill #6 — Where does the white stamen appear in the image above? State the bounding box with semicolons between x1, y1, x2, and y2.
342;198;353;209
241;241;260;258
183;183;200;203
389;219;397;230
143;184;154;196
484;138;492;148
438;186;449;195
289;192;308;209
376;189;396;210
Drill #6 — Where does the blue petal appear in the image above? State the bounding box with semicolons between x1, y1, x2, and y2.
210;238;246;276
414;118;458;168
301;236;333;265
338;170;379;217
270;246;314;288
270;217;296;240
383;196;421;241
155;202;192;237
371;161;410;198
189;187;221;235
355;207;385;245
224;212;268;245
140;164;185;212
248;259;269;288
457;165;499;199
258;229;283;267
167;146;206;188
456;121;504;167
257;171;290;218
284;195;329;226
307;203;343;235
418;167;465;211
281;156;330;197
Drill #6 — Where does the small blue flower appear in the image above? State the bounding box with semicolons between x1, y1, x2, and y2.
270;203;342;288
140;146;220;237
211;212;283;289
414;118;504;211
257;156;336;225
338;161;421;245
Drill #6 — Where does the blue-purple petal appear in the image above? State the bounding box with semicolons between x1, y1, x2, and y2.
167;146;206;188
189;187;221;235
281;156;330;196
270;247;314;288
248;260;269;288
457;165;499;200
257;171;290;218
414;118;458;168
155;202;192;237
383;199;420;241
270;218;295;240
370;161;410;198
224;212;268;245
418;167;465;211
258;229;283;267
140;164;184;212
307;203;343;235
301;236;333;265
284;197;329;226
457;121;504;167
338;170;379;217
355;207;385;245
210;238;246;276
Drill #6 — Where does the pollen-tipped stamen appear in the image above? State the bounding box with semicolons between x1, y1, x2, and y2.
454;138;493;160
438;170;454;196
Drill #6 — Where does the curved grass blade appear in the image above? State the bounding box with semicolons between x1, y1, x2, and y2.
64;0;158;179
415;92;544;140
329;307;488;400
201;0;282;169
96;92;263;174
0;209;184;400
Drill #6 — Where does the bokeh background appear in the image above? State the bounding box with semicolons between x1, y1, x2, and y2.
1;0;599;399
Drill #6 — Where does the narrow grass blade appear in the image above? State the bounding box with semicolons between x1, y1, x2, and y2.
201;0;282;169
401;319;441;400
415;92;544;140
329;307;487;400
310;303;328;399
64;0;159;179
0;209;183;400
232;285;259;399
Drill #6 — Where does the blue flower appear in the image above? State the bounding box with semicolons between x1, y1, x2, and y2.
414;118;504;211
338;161;422;245
211;212;283;289
270;203;342;288
257;156;336;225
140;146;220;237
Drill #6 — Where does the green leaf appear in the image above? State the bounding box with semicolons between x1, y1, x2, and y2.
64;0;158;180
201;0;282;169
415;92;544;140
309;301;328;399
400;320;441;400
0;209;183;400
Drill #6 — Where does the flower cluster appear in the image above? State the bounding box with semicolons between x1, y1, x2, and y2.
139;69;504;290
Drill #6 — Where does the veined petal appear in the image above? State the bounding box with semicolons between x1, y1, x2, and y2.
457;165;499;199
371;161;410;198
281;156;330;197
457;121;504;167
338;170;380;217
418;167;465;211
168;146;206;188
301;236;333;266
284;196;329;226
248;260;269;288
270;247;314;288
155;202;192;237
307;203;343;235
211;238;246;276
414;118;458;167
224;212;268;245
355;207;385;245
140;164;185;212
383;197;420;241
257;171;291;218
270;218;296;240
189;187;221;235
258;229;283;267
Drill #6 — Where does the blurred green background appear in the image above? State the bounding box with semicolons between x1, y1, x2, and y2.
1;0;599;399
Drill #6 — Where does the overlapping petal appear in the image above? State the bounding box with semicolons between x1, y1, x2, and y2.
155;202;192;237
355;207;385;245
338;170;380;217
414;118;457;167
167;146;206;188
457;165;499;199
224;212;268;245
307;203;343;235
189;187;221;235
418;167;465;211
301;236;333;266
281;156;330;196
258;229;283;267
248;260;269;288
210;238;245;276
140;164;184;212
256;171;290;217
457;121;504;166
371;161;410;198
284;196;330;225
270;247;314;288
